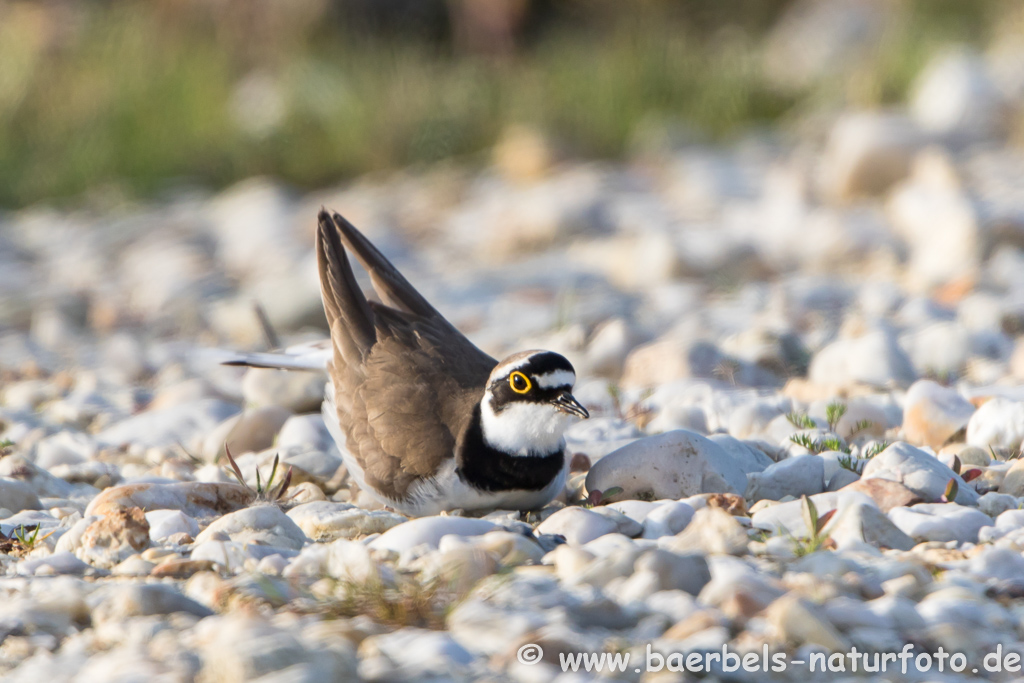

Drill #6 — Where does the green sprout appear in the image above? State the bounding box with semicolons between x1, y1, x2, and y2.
990;445;1024;461
852;419;874;434
585;486;625;507
837;453;863;475
223;446;293;502
789;433;850;455
862;441;889;459
825;401;847;432
790;496;836;557
12;524;56;550
786;411;816;430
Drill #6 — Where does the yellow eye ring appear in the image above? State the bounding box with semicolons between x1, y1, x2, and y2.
509;371;532;394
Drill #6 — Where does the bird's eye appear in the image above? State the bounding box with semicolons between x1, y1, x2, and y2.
509;371;531;394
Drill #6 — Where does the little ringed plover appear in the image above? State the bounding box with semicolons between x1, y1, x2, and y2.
226;210;589;516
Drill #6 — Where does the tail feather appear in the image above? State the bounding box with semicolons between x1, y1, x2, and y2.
220;351;327;371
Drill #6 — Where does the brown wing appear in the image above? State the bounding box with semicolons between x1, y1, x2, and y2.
317;211;496;500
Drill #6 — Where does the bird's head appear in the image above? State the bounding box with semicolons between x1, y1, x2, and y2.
480;350;588;457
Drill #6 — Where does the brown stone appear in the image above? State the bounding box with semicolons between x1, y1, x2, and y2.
151;558;218;579
913;544;968;565
901;380;975;450
662;611;725;642
839;478;923;512
998;460;1024;496
569;453;591;472
697;493;748;516
166;532;194;545
79;507;151;568
82;508;149;550
85;482;254;518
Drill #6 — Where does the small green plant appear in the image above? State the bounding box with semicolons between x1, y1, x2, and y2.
713;359;742;386
11;524;56;551
585;486;624;507
607;384;623;419
223;446;293;502
0;439;14;449
789;433;850;455
323;575;456;630
174;441;205;467
990;445;1024;461
749;528;771;543
825;401;847;432
789;433;818;452
790;496;836;557
862;441;889;459
837;453;863;475
786;412;816;430
623;388;656;427
848;419;874;439
820;436;851;454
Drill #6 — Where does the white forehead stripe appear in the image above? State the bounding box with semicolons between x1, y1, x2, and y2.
534;370;576;389
490;356;533;379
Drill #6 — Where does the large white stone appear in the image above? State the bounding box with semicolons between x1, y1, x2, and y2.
0;455;77;499
194;504;308;550
707;434;774;476
641;501;695;539
860;442;979;505
367;517;497;554
358;627;476;682
85;481;253;519
241;368;326;414
96;399;240;451
822;111;924;200
886;151;980;291
287;501;405;542
535;507;620;546
910;48;1008;144
277;414;338;453
585;429;749;501
0;478;41;514
899;323;972;382
751;490;876;537
966;397;1024;449
967;547;1024;582
145;510;200;541
33;431;97;469
745;455;825;503
888;503;992;543
808;328;916;388
825;498;915;550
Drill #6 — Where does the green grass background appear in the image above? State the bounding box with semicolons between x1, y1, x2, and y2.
0;0;1007;208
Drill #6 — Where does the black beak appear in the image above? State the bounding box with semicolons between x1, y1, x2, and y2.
552;391;589;419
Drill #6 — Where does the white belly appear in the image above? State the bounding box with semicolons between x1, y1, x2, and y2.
400;459;567;517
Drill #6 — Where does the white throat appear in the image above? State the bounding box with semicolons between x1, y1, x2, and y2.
480;393;573;457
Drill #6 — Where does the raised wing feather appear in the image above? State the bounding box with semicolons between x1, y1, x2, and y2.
318;212;497;501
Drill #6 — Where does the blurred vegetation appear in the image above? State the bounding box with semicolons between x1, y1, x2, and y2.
0;0;1010;208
